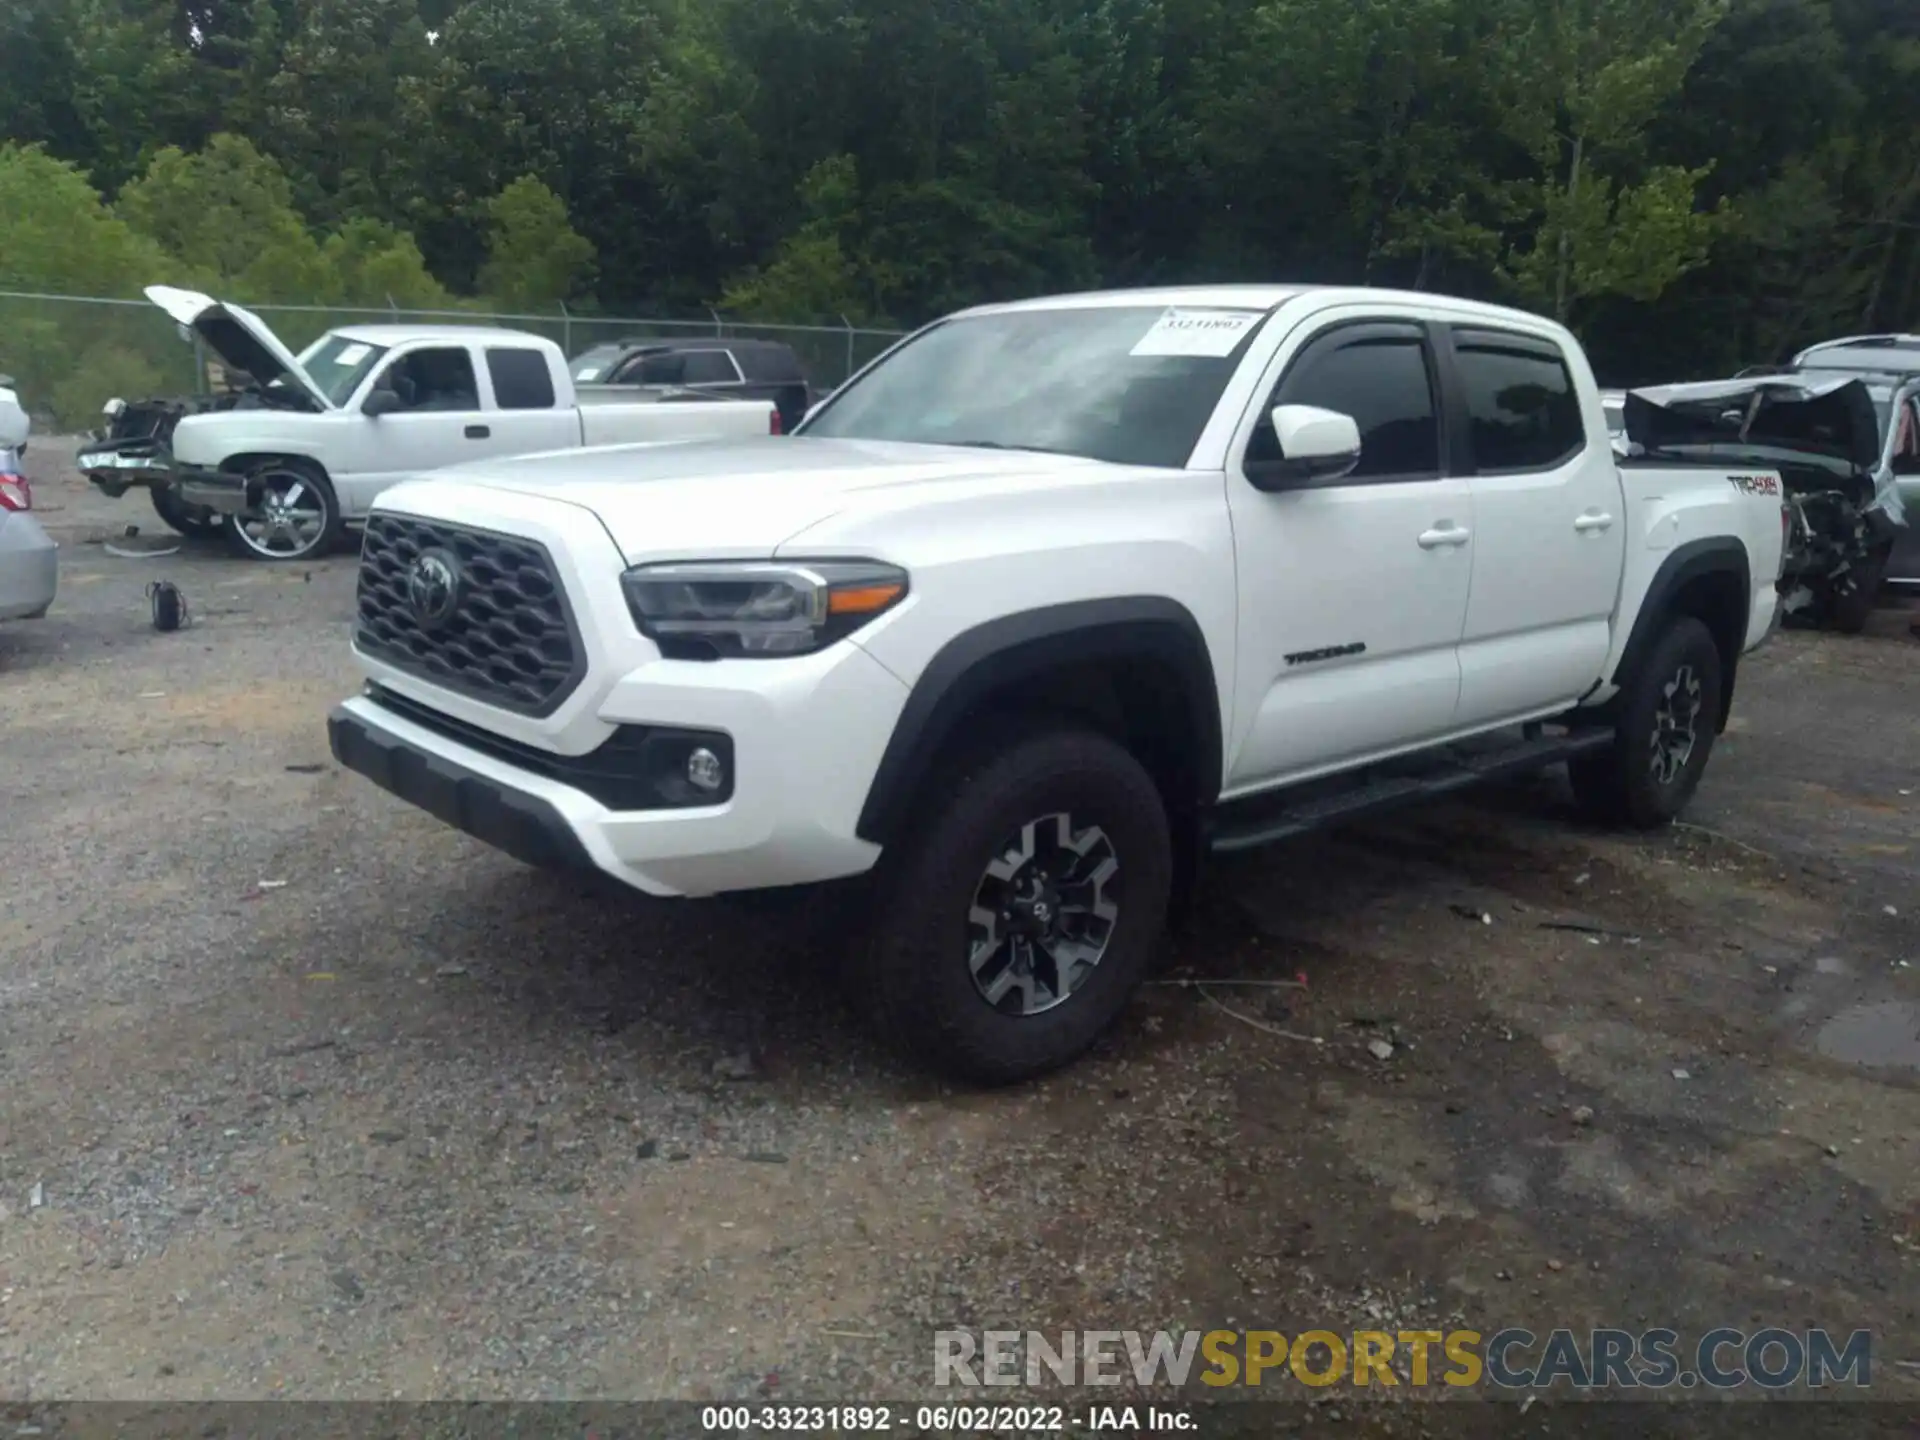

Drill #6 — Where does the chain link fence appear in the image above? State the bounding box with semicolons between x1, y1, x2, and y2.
0;291;907;431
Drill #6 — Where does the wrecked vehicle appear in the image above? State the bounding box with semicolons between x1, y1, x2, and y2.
78;286;780;562
1624;374;1919;633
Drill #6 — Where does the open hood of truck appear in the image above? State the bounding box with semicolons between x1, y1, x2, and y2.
142;285;333;412
1624;375;1881;472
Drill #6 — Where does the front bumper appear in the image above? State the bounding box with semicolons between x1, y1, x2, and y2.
330;635;908;897
329;703;593;872
174;463;250;516
0;511;59;620
76;439;175;493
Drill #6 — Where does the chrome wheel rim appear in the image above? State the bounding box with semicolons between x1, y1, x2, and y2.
1649;662;1702;786
234;468;327;558
967;811;1120;1016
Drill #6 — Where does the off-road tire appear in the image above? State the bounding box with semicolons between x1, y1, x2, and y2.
1569;614;1723;829
854;723;1172;1086
148;484;226;540
225;457;346;562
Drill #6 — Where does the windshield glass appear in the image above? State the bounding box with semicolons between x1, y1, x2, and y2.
570;346;624;382
295;334;390;406
798;305;1268;467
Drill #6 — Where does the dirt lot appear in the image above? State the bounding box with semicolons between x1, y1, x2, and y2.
2;442;1918;1420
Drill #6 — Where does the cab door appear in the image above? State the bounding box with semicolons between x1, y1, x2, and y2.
338;344;492;512
1445;326;1626;729
1223;318;1473;792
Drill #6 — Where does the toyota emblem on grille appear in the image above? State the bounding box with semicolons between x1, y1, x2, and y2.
406;549;461;628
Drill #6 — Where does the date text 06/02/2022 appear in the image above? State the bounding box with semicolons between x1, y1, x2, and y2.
698;1404;1189;1433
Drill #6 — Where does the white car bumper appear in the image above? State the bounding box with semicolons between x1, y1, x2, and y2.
328;635;908;899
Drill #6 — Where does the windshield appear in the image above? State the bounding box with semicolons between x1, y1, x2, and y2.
570;346;627;382
798;305;1268;467
295;334;391;406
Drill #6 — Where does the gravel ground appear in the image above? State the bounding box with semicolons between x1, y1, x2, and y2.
2;440;1918;1421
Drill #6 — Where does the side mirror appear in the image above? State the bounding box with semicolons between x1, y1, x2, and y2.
362;387;403;418
1245;404;1362;491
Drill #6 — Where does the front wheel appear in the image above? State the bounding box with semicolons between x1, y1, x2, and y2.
225;458;344;562
1569;614;1724;829
853;724;1173;1085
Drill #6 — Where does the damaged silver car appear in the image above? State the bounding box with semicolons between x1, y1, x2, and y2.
1623;373;1919;633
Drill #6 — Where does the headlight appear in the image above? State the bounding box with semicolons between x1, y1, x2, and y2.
621;559;908;658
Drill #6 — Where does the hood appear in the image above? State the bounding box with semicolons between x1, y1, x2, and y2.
421;435;1105;562
1624;375;1881;472
143;285;333;411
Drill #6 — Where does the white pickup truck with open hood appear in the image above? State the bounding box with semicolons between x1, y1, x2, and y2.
77;286;780;561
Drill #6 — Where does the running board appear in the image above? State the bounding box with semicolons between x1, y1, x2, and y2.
1207;727;1615;855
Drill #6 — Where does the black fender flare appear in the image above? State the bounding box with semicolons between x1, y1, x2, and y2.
854;597;1224;846
1602;536;1751;730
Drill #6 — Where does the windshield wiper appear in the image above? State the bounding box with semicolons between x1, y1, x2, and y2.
944;439;1077;456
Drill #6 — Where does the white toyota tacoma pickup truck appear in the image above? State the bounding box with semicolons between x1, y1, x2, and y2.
327;284;1788;1084
77;286;779;561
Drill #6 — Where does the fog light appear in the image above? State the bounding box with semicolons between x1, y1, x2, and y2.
686;747;725;793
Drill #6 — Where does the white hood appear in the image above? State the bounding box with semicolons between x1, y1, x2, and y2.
416;435;1106;562
143;284;333;411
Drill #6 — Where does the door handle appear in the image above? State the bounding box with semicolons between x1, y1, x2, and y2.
464;424;490;439
1417;524;1471;549
1574;510;1614;532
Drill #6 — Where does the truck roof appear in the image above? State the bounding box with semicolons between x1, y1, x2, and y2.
329;324;555;348
959;284;1572;335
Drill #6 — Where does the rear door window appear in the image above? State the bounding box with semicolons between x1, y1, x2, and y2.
1452;332;1586;473
486;348;557;410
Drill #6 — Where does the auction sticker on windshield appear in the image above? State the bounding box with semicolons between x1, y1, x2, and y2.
1130;308;1263;358
334;343;372;366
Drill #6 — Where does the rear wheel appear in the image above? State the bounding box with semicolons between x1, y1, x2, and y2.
225;458;344;562
1570;614;1723;829
148;484;226;540
854;724;1172;1085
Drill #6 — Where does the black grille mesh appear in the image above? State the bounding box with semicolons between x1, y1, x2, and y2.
355;515;583;715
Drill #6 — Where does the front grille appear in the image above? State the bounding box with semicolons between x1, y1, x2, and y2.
355;514;585;716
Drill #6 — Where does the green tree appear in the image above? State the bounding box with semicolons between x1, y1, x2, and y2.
116;133;331;300
476;176;598;309
319;218;453;308
1492;0;1734;322
0;143;172;294
719;157;879;322
257;0;446;230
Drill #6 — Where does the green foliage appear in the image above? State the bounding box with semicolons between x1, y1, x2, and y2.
0;142;172;294
3;0;1920;394
116;133;330;300
49;341;165;431
320;219;453;308
476;176;598;310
